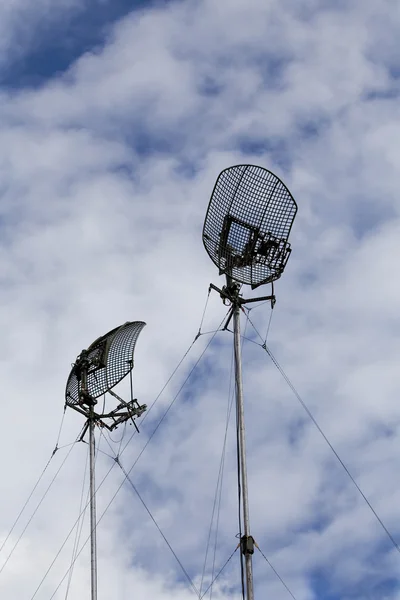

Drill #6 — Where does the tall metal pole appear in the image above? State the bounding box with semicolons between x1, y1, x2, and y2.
89;406;98;600
233;303;254;600
81;358;98;600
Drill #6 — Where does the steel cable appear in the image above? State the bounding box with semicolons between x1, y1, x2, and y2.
100;433;200;598
244;310;400;558
199;546;239;600
29;461;117;600
0;438;78;578
200;346;235;597
43;314;229;599
255;543;298;600
64;443;90;599
119;289;214;457
0;406;67;559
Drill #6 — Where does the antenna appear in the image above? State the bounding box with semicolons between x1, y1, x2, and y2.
203;164;297;289
202;165;297;600
65;320;147;600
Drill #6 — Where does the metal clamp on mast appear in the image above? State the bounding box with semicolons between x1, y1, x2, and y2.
202;164;298;600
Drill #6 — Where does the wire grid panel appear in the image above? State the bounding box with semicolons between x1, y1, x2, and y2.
202;165;297;288
65;321;146;406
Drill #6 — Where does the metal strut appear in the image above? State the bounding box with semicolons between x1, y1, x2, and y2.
208;279;274;600
233;301;254;600
89;405;98;600
78;353;98;600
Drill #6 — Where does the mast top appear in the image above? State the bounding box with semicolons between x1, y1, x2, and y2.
202;164;297;289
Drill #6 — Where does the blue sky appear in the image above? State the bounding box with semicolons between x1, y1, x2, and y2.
1;0;152;88
0;0;400;599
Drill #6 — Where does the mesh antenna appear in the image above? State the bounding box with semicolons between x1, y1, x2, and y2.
65;321;146;430
202;165;298;600
65;320;147;600
203;164;297;289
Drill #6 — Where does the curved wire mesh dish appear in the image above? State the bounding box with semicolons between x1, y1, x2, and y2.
203;165;297;289
65;321;146;407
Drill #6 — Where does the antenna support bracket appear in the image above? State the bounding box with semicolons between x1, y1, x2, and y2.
209;281;275;330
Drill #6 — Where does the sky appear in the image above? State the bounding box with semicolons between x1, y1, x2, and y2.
0;0;400;598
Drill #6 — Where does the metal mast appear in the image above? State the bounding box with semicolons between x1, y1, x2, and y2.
65;321;147;598
89;404;98;600
78;353;98;600
202;164;298;599
233;302;254;600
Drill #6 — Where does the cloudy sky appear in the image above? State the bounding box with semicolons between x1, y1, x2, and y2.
0;0;400;598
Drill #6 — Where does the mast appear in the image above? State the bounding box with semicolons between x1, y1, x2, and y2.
89;404;98;600
202;164;298;599
233;302;254;600
80;355;98;600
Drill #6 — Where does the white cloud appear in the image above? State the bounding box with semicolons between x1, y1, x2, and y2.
0;0;399;598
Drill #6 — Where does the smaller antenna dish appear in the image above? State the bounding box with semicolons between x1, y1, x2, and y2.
202;165;297;289
65;321;146;426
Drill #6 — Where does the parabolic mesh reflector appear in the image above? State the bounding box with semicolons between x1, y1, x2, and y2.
66;321;146;406
202;165;297;288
